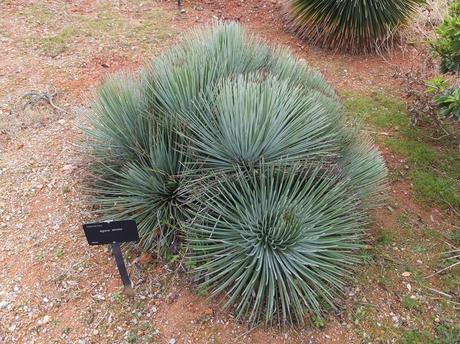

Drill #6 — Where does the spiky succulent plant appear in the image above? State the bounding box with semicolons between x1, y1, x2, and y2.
289;0;425;53
84;76;191;255
85;22;387;325
187;165;369;325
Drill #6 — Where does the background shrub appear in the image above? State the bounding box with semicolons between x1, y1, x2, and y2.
433;86;460;120
289;0;425;53
85;22;387;325
431;1;460;74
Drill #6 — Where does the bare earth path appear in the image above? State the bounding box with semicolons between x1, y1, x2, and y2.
1;1;458;343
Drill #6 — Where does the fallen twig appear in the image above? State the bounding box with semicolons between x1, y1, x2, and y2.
235;324;260;340
21;90;68;114
425;261;460;278
425;286;453;299
442;200;460;218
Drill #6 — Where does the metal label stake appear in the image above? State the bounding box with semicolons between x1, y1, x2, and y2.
112;242;131;288
82;220;139;295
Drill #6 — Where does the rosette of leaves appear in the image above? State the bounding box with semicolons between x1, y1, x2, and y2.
84;76;192;256
187;165;374;325
85;22;387;324
289;0;425;53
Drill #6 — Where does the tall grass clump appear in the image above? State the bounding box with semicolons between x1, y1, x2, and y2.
84;22;387;325
289;0;425;53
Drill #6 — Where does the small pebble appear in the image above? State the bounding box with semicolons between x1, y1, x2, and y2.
0;301;9;309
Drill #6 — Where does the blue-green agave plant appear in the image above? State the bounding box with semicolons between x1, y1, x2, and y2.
85;22;387;325
289;0;425;53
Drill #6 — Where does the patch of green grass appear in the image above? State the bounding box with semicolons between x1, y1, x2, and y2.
343;91;410;129
399;264;425;287
124;11;175;46
450;230;460;246
402;296;419;310
412;244;429;253
435;324;460;344
77;8;174;50
41;26;78;57
19;4;57;26
360;250;375;265
440;263;460;291
386;138;435;167
79;11;123;38
401;329;432;344
32;6;175;57
377;229;393;245
412;171;460;208
344;91;459;210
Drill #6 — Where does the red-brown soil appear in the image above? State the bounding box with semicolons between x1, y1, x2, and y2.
0;1;458;344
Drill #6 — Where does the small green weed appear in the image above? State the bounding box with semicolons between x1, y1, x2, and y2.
112;292;122;303
397;213;412;230
184;259;197;270
127;331;137;343
402;296;419;310
360;250;375;264
54;247;65;258
352;305;367;324
197;287;208;297
62;185;71;194
166;254;179;264
377;229;393;245
311;315;326;328
412;244;428;253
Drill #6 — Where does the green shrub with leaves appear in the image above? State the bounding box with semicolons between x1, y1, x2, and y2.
426;76;460;120
431;1;460;74
434;87;460;120
289;0;425;53
85;22;387;325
